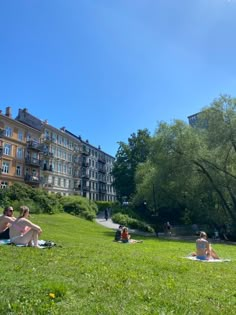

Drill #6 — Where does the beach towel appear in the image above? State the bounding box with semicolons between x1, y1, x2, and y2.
184;256;231;262
0;239;57;248
0;239;11;245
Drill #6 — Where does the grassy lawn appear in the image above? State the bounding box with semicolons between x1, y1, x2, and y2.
1;213;236;315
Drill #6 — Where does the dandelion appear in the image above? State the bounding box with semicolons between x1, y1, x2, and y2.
49;293;55;299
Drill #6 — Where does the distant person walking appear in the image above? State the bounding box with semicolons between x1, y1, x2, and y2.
163;222;171;235
104;208;109;221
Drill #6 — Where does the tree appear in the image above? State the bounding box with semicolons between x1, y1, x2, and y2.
134;95;236;231
112;129;151;201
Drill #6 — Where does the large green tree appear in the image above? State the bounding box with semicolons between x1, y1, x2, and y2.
112;129;151;201
134;95;236;228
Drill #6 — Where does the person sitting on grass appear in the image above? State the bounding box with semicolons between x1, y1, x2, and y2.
121;227;143;244
0;206;15;240
192;231;220;260
114;225;123;242
10;205;42;247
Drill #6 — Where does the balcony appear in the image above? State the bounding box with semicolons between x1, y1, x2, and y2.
42;164;53;172
81;174;89;180
81;149;90;156
25;157;41;167
27;140;42;151
42;136;56;143
98;167;106;174
98;156;106;164
24;174;40;184
42;152;54;158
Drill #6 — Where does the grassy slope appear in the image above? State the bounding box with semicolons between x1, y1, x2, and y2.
1;213;236;315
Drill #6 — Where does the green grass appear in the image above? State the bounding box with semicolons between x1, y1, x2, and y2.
1;213;236;315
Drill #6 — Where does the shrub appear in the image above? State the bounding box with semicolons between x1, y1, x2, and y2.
0;183;63;214
60;195;98;221
112;212;154;233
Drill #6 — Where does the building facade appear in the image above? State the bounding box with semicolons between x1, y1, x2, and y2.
0;107;116;201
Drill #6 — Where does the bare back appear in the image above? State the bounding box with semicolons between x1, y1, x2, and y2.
0;215;15;233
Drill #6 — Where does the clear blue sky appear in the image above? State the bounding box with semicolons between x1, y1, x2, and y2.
1;0;236;156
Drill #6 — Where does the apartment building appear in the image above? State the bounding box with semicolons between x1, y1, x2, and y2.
0;107;41;189
0;107;116;201
64;129;116;201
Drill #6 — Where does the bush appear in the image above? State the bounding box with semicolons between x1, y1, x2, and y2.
112;212;154;233
60;195;98;221
0;183;63;214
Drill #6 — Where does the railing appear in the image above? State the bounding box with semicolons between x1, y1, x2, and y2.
98;167;106;173
98;157;106;163
42;165;53;172
43;152;54;158
24;175;40;183
27;141;41;151
81;174;89;179
25;157;40;166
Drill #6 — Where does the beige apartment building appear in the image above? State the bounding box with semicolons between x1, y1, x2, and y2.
0;107;116;202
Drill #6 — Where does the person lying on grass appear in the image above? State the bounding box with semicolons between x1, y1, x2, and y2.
10;205;42;247
121;227;143;244
0;206;16;240
191;231;219;260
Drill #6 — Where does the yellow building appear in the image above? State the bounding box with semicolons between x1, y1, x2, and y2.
0;107;41;188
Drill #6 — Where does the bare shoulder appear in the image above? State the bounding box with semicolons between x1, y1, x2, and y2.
2;215;15;223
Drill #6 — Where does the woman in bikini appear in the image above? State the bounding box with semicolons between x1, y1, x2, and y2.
10;206;42;247
195;231;219;260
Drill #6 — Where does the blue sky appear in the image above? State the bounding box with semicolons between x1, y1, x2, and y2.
1;0;236;156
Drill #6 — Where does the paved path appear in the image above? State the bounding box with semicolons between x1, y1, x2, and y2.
95;212;156;237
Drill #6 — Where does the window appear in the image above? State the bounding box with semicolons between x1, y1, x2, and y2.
5;126;12;137
4;144;11;156
2;161;10;173
16;165;21;176
18;130;23;141
16;147;23;159
1;181;8;189
26;133;31;141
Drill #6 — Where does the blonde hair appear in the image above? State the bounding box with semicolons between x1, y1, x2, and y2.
19;205;29;218
200;231;207;238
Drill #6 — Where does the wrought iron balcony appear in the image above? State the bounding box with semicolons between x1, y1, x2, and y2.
27;140;42;151
24;174;40;184
25;157;41;166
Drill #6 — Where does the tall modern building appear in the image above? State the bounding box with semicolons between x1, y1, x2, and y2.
0;107;116;201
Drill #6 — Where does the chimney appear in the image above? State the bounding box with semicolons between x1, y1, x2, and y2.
5;107;12;118
60;127;66;131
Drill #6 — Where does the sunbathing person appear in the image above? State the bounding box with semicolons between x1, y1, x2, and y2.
193;231;219;260
114;225;123;241
121;227;143;244
10;206;42;247
0;206;15;239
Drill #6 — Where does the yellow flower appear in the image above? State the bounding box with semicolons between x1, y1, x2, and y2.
49;293;55;299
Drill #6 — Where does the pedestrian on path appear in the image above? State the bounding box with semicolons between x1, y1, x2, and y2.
104;208;109;221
